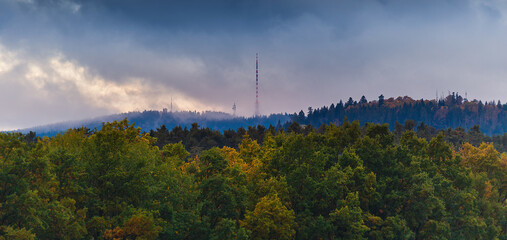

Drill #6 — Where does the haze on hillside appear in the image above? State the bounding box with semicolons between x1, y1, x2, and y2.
1;0;507;130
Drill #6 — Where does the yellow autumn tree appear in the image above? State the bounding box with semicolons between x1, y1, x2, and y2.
0;226;36;240
221;146;247;170
239;134;261;165
241;194;295;240
103;211;161;240
237;135;265;182
460;143;499;174
459;142;506;201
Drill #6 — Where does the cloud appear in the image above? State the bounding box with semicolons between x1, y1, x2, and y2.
46;55;214;112
1;0;507;129
0;42;222;130
10;0;81;13
471;0;507;22
0;45;20;74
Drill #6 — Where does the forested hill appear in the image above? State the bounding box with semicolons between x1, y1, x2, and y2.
15;93;507;136
18;110;291;136
293;93;507;135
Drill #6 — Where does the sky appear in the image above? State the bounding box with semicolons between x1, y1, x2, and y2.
1;0;507;130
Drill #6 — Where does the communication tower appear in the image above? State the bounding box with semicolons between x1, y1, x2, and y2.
255;53;260;116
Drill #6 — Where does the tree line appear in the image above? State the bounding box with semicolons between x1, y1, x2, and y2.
293;93;507;135
21;93;507;138
1;119;505;239
148;119;507;154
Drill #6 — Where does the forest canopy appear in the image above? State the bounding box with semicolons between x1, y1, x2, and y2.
0;119;505;239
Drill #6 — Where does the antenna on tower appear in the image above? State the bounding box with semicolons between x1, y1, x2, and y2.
255;53;260;117
232;102;237;116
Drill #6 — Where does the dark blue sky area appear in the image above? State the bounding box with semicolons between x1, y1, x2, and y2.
0;0;506;130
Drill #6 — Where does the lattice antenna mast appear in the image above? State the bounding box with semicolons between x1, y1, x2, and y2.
232;102;237;116
255;53;260;117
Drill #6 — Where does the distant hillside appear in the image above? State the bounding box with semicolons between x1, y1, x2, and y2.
292;93;507;135
18;110;291;136
16;93;507;137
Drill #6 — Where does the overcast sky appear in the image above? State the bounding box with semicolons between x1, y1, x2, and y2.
1;0;507;130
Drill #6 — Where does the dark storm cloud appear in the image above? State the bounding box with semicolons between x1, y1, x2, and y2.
1;0;507;129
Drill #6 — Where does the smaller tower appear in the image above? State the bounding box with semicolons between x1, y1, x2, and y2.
232;102;237;116
170;97;173;112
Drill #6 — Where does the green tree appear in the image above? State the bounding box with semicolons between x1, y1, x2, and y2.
241;194;295;240
329;192;369;240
